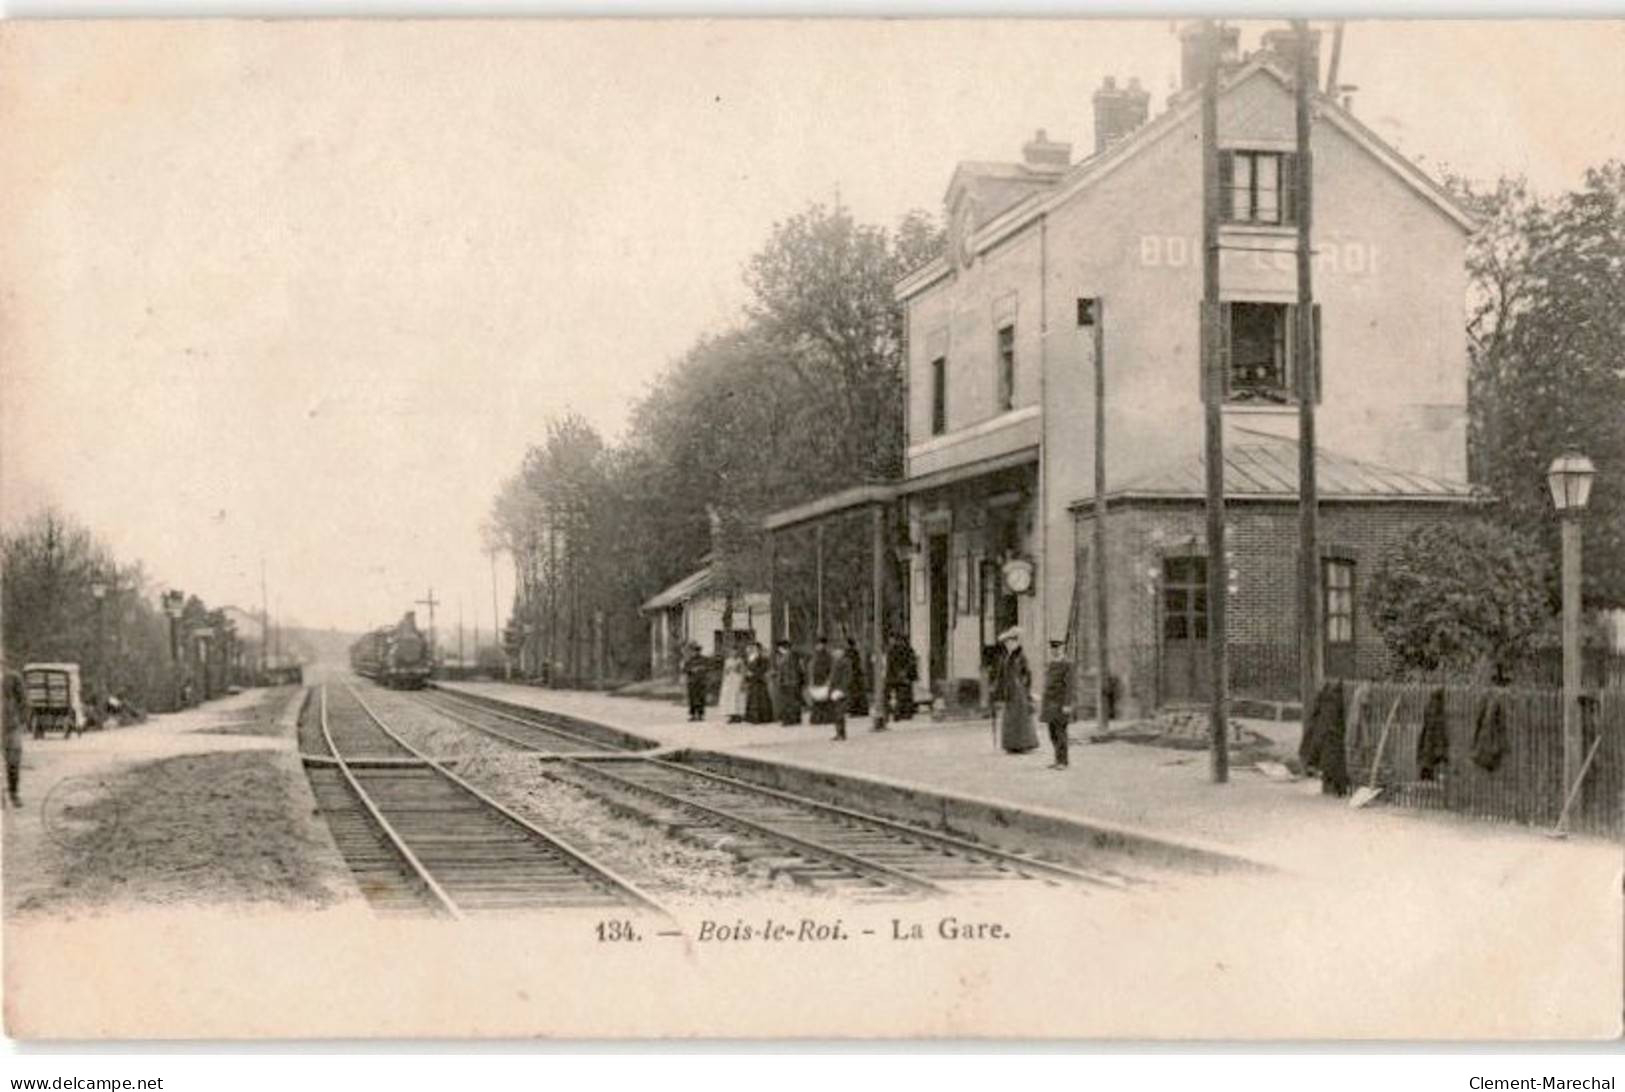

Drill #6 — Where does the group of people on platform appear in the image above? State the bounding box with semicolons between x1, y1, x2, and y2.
678;626;1072;769
680;633;921;742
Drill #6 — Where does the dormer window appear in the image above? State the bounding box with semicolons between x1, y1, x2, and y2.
1221;150;1297;226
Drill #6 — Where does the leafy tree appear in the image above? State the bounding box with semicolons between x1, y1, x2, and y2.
484;204;943;677
1456;163;1625;608
2;508;190;710
1367;520;1551;681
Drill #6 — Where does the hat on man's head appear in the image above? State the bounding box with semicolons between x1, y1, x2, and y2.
998;626;1022;643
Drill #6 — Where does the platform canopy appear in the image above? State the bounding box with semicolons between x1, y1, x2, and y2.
761;482;899;533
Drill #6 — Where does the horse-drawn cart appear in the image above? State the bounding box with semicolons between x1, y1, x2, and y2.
22;663;89;739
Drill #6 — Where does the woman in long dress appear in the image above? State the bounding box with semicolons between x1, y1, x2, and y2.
743;643;774;723
718;646;746;724
992;627;1038;754
773;640;803;725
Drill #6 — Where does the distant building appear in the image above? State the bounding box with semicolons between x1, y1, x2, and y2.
640;565;770;677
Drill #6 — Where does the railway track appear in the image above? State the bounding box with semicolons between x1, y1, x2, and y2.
302;682;668;918
411;686;1138;900
411;688;624;753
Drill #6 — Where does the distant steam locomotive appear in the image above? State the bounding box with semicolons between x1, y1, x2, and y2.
350;611;433;689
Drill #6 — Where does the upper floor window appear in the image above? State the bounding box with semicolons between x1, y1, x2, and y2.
931;356;948;435
1220;301;1320;405
1221;150;1297;226
996;325;1015;413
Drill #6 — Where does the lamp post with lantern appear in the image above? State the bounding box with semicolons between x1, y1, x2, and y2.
1547;451;1596;795
89;576;108;709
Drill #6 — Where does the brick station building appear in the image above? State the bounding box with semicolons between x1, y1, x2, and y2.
768;28;1482;716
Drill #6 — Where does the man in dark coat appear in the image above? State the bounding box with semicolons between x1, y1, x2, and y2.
3;671;27;806
886;635;918;720
1040;640;1073;770
681;642;709;722
828;642;854;742
773;640;803;726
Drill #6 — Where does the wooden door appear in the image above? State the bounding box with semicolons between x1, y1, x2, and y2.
1159;556;1211;703
928;534;950;685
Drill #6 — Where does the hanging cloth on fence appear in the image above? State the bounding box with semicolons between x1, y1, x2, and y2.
1471;693;1508;772
1300;680;1350;796
1417;687;1449;781
1344;681;1372;763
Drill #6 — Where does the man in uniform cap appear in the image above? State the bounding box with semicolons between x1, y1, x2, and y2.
1040;639;1074;770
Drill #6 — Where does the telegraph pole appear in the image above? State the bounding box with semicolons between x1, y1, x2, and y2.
490;548;504;677
416;587;440;669
1090;299;1111;735
1201;19;1231;783
1294;18;1324;731
260;558;269;681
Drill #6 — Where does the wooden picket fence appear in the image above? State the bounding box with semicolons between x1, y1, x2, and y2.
1341;682;1623;837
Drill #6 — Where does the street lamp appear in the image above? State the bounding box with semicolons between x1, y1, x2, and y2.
89;577;108;709
1547;451;1596;796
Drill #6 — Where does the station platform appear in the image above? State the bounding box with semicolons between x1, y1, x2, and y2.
435;680;1619;884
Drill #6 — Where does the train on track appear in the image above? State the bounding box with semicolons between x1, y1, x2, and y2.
350;611;433;689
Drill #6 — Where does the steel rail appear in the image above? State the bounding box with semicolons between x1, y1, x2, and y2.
413;689;612;752
560;757;943;896
318;685;462;919
341;680;670;916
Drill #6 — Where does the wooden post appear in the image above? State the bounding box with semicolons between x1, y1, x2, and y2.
1294;17;1324;746
815;522;825;637
1092;299;1110;733
1201;19;1231;783
1562;516;1583;795
872;503;888;730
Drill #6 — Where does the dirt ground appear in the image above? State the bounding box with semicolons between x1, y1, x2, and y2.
3;687;355;918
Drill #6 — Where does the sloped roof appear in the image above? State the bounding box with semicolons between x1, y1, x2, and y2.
945;161;1063;232
641;566;770;613
641;566;713;613
1078;429;1480;506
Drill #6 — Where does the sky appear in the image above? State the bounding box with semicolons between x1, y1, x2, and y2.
2;18;1621;636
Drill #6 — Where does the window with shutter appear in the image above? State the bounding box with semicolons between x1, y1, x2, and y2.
1222;151;1297;225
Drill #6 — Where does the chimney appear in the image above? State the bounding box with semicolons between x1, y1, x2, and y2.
1092;76;1151;155
1178;21;1241;91
1021;128;1072;173
1259;27;1322;87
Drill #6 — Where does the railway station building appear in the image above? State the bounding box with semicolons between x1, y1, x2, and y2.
768;31;1481;716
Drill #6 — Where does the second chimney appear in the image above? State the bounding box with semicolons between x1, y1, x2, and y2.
1092;76;1151;155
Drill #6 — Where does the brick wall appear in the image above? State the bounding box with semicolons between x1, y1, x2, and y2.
1073;499;1479;710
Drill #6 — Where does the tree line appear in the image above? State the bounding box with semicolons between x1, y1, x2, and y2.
484;202;944;682
1;509;253;712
